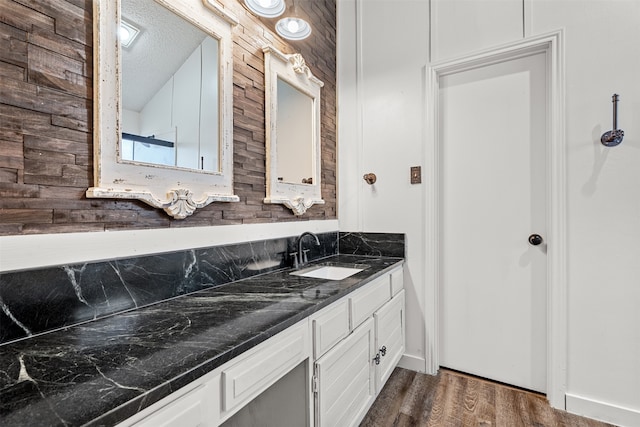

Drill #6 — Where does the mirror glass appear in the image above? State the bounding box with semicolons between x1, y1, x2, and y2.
276;77;313;184
263;46;324;216
121;0;220;172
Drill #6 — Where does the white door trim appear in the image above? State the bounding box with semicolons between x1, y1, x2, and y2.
424;30;567;409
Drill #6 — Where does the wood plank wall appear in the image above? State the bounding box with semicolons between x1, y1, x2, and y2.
0;0;337;235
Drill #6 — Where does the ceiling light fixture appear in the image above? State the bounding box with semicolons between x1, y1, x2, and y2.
275;16;311;40
244;0;285;18
120;19;140;48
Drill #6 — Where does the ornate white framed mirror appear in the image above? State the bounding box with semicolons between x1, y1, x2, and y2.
263;45;324;215
88;0;239;219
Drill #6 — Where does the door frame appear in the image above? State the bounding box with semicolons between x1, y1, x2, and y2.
424;30;566;409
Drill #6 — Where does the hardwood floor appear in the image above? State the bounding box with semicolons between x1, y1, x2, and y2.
360;368;616;427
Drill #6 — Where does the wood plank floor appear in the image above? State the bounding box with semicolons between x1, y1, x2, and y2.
360;368;616;427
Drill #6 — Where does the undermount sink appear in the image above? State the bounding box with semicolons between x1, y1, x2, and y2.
290;265;364;281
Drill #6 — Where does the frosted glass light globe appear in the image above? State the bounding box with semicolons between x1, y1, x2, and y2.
276;17;311;40
244;0;285;18
287;19;300;33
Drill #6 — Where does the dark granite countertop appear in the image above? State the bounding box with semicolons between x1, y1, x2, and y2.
0;254;403;427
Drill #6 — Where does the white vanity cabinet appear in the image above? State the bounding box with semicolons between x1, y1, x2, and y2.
314;318;376;427
374;290;405;392
119;320;310;427
117;264;404;427
312;266;405;427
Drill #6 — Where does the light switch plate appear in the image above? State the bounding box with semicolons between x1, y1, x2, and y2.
411;166;421;184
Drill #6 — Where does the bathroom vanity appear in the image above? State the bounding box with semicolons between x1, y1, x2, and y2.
119;261;404;427
0;245;404;427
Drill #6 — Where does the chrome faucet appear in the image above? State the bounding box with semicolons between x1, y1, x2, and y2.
292;231;320;268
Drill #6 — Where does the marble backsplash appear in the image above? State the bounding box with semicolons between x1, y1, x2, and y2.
0;231;404;345
339;232;405;258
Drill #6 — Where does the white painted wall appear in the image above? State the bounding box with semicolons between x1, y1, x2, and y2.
338;0;640;425
336;0;360;228
200;35;220;172
174;44;202;170
431;0;523;61
529;1;640;425
338;0;429;371
0;220;339;273
122;109;141;134
140;76;173;137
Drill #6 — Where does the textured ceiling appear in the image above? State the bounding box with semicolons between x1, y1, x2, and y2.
121;0;209;112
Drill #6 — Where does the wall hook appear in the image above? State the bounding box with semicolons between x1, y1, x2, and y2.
363;173;377;185
601;93;624;147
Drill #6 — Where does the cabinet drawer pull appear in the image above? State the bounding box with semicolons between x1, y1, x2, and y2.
379;346;387;357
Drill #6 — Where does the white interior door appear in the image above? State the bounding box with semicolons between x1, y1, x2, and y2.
439;52;548;393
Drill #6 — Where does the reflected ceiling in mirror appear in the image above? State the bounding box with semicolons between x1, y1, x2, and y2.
121;0;220;172
263;45;324;216
88;0;239;219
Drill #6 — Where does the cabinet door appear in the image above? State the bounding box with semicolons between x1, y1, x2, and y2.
374;290;405;393
315;318;375;427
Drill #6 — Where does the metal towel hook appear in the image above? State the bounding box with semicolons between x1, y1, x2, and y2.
363;173;377;185
601;94;624;147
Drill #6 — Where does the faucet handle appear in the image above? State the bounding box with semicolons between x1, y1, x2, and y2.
289;252;299;269
302;249;310;264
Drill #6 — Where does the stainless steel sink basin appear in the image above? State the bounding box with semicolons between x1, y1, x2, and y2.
290;265;364;281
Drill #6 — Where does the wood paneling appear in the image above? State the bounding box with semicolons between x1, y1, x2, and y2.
0;0;337;235
360;368;615;427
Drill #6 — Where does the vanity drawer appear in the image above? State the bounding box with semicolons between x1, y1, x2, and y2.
349;275;391;329
221;320;308;414
390;267;404;296
312;299;350;359
131;384;206;427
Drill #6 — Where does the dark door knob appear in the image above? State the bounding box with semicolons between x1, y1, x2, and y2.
528;234;543;246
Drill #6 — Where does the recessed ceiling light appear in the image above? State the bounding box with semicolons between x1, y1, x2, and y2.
120;19;140;48
276;17;311;40
244;0;285;18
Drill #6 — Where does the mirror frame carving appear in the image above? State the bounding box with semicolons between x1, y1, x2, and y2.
88;0;239;219
263;45;324;216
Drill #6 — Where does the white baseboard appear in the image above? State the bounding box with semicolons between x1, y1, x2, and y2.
397;354;427;373
566;393;640;427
